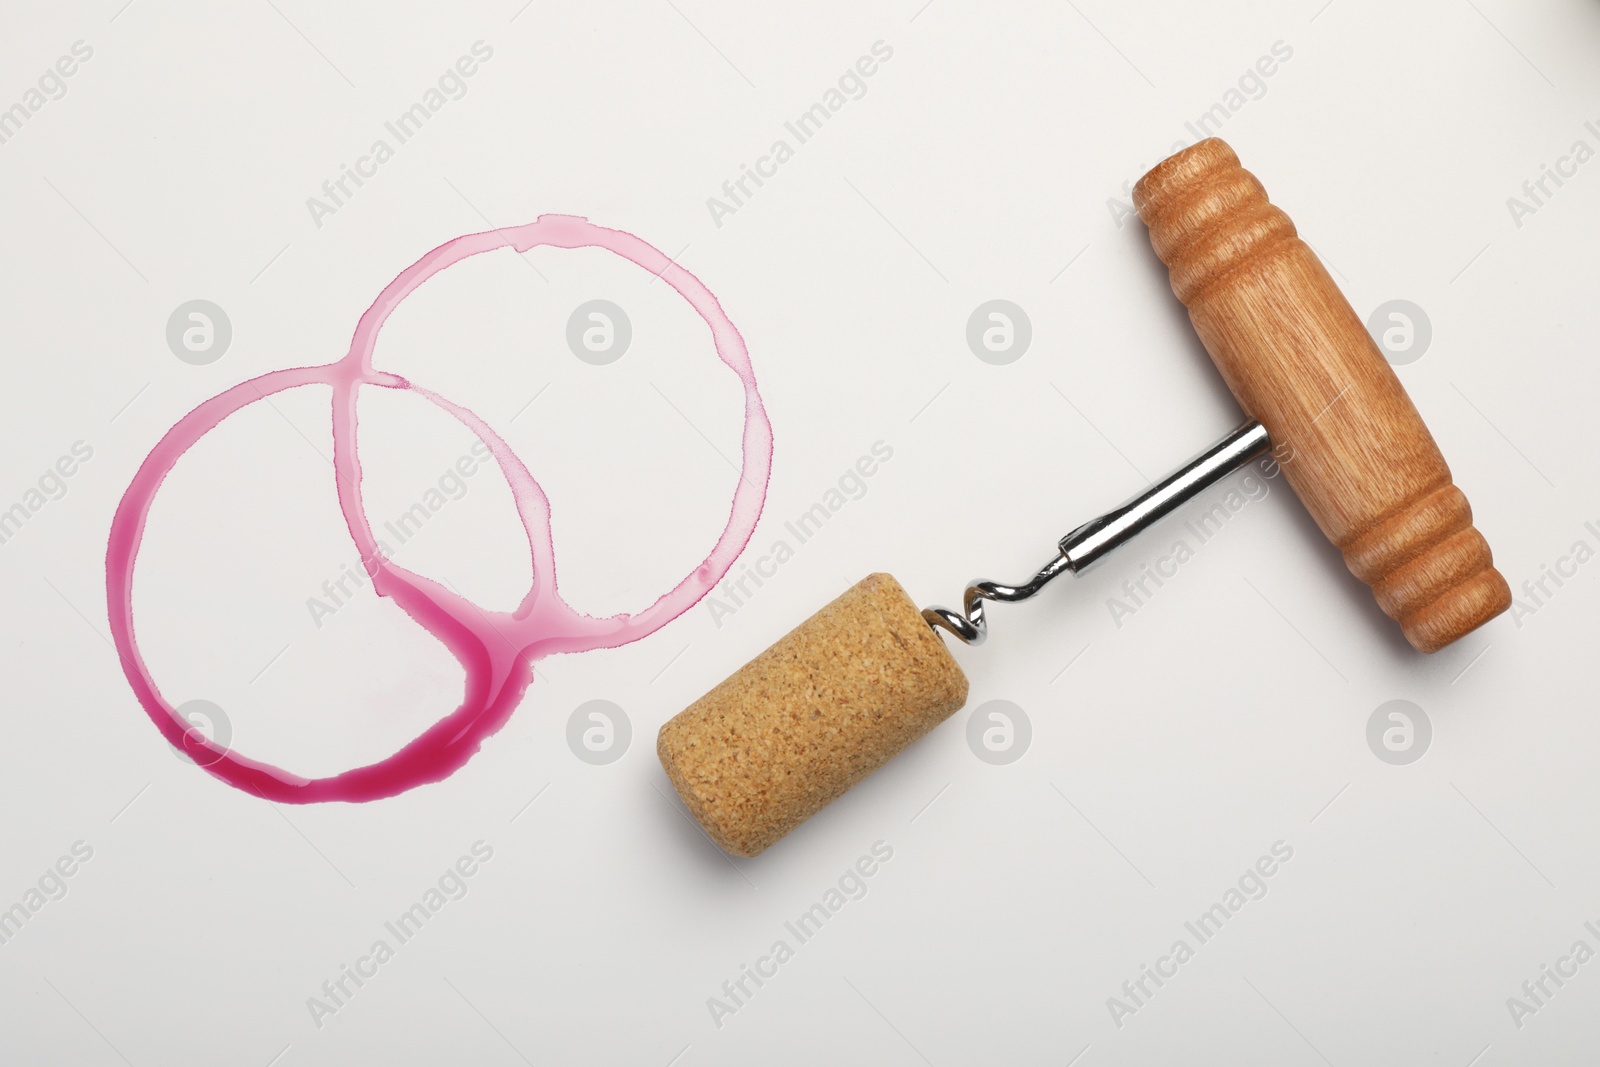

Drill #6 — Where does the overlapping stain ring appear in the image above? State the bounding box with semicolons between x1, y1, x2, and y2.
106;215;772;802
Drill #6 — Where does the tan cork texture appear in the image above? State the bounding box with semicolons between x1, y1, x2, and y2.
657;573;969;857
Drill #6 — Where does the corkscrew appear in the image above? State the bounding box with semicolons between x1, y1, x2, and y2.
657;138;1514;857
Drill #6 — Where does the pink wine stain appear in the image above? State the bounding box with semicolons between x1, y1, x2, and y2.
106;215;772;802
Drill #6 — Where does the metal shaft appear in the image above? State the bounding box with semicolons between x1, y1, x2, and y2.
1059;420;1271;571
923;420;1272;645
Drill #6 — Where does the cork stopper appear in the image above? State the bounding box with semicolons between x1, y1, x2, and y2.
658;573;969;857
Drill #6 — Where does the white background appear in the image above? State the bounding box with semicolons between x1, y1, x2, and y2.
1;1;1597;1063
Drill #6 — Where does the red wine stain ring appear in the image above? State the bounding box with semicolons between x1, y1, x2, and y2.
106;216;773;803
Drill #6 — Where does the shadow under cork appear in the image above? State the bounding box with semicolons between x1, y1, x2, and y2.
643;766;763;888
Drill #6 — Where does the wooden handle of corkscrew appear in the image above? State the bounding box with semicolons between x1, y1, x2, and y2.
1133;139;1510;652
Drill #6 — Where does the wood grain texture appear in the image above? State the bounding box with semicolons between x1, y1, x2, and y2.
658;573;968;857
1133;138;1510;652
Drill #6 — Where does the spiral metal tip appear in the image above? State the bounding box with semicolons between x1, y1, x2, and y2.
921;553;1073;646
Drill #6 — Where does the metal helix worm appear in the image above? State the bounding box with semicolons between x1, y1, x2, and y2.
921;554;1073;646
